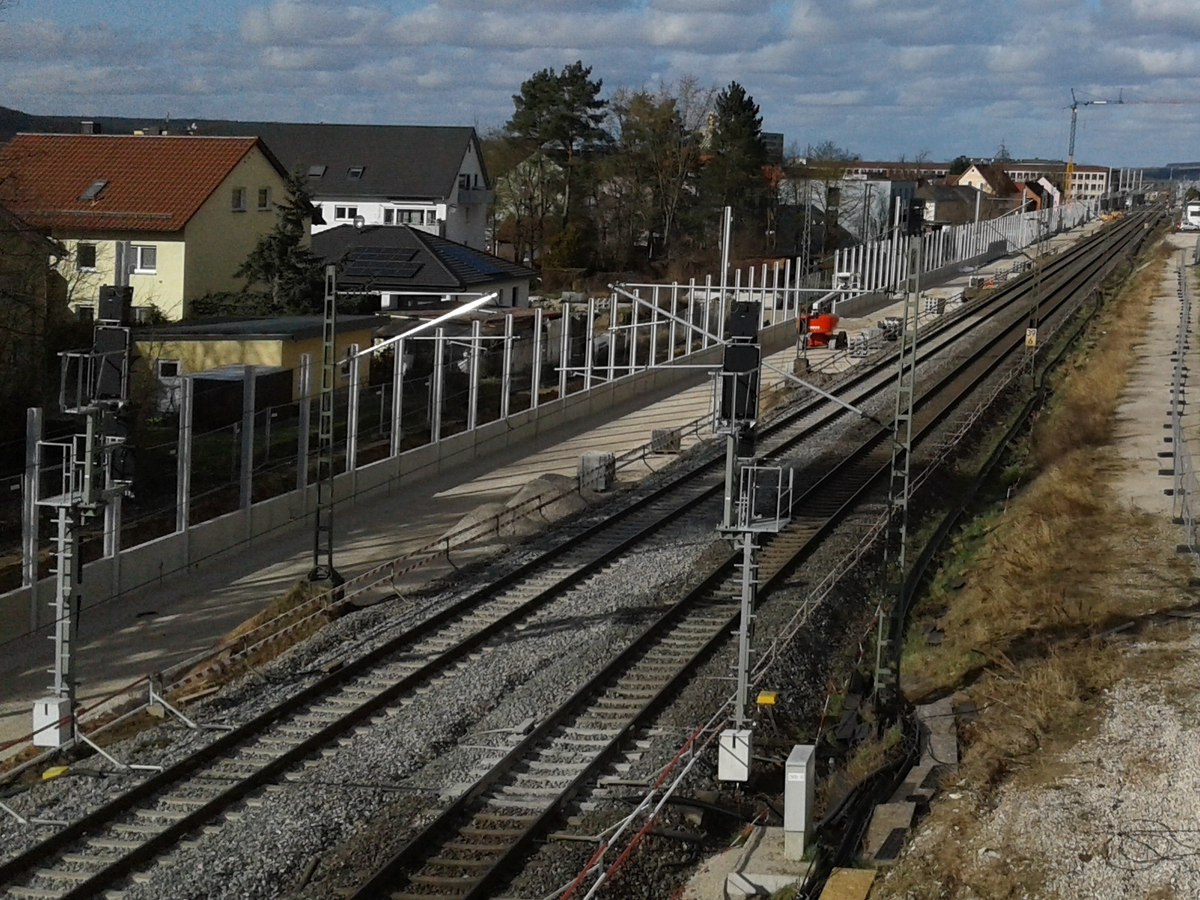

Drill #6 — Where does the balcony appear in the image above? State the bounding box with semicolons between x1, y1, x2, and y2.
456;188;493;206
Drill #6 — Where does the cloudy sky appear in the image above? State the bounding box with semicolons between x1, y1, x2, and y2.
2;0;1199;166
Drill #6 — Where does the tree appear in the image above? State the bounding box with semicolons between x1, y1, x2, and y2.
803;141;860;252
507;61;608;229
612;77;713;261
234;171;323;313
701;81;767;214
949;155;972;177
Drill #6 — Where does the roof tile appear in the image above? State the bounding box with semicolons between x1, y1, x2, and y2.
0;134;267;232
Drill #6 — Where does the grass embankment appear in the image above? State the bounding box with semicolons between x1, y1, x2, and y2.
873;239;1200;897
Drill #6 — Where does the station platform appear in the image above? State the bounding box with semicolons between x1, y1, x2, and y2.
0;216;1108;751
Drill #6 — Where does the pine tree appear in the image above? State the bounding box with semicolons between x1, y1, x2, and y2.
701;81;767;215
235;172;323;313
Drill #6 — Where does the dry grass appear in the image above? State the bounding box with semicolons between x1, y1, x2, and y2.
872;236;1200;899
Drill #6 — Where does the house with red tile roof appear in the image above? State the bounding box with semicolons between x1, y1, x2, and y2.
0;133;292;320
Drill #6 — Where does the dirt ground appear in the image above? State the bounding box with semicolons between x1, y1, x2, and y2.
873;233;1200;900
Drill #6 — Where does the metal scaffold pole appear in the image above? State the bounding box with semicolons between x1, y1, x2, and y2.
309;265;343;587
878;203;924;696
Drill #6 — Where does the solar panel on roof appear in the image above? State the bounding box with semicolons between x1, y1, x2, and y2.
439;243;503;276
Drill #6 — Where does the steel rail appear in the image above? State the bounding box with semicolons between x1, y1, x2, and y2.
0;213;1151;900
347;211;1158;900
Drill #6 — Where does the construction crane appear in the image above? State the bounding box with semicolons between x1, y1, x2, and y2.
1065;89;1111;203
1067;89;1200;201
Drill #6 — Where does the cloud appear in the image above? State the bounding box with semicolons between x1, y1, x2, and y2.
3;0;1200;165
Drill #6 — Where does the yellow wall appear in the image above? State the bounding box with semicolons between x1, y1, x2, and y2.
59;235;187;320
135;326;376;400
53;146;292;321
183;149;293;308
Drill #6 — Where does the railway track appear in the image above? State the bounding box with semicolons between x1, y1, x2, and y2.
0;210;1158;900
345;210;1161;900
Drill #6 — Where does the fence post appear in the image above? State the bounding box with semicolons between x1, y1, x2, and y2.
501;314;513;420
23;407;41;630
432;328;445;443
240;365;256;542
389;339;404;458
585;297;596;390
176;376;193;566
532;308;543;410
467;321;481;431
559;303;570;400
346;344;361;481
297;353;312;510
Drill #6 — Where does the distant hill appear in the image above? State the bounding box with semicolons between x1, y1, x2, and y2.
0;105;190;143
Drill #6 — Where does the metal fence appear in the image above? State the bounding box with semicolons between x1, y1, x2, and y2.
1172;248;1200;579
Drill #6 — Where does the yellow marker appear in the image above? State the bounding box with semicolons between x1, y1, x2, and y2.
42;766;69;781
756;691;778;706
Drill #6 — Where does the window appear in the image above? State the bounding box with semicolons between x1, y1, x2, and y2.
76;243;97;271
257;187;271;211
347;166;365;180
459;173;471;191
79;180;108;201
232;187;247;211
77;306;94;324
383;209;394;225
157;359;181;379
307;164;327;178
133;245;157;274
398;209;424;225
334;206;358;221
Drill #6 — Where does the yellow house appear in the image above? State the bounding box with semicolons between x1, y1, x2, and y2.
134;315;389;407
0;133;294;321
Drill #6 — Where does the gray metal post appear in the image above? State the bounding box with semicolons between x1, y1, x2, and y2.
531;308;543;410
297;353;311;501
389;340;405;457
431;328;446;442
105;494;122;597
650;286;660;365
719;205;732;343
735;533;756;730
668;284;678;362
722;435;738;533
500;314;513;419
559;303;570;399
309;267;341;585
239;364;256;513
607;296;618;384
345;344;360;473
176;376;193;567
629;291;640;374
23;407;41;630
585;298;596;390
467;321;481;430
49;507;78;705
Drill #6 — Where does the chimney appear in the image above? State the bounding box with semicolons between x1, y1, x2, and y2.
81;120;101;135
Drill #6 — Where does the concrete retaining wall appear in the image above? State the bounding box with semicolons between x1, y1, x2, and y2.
2;320;795;645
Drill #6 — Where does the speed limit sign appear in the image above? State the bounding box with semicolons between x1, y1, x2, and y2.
1025;328;1038;348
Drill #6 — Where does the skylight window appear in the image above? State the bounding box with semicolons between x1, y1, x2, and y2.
307;164;327;178
347;166;365;180
79;180;108;201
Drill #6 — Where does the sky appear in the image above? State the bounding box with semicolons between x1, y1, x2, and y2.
2;0;1200;167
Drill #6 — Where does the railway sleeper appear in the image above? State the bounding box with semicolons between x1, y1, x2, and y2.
32;869;91;883
444;840;513;854
132;808;190;822
59;853;120;867
427;857;499;870
6;886;70;899
410;872;485;887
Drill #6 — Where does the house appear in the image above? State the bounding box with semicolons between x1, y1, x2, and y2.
195;122;492;249
916;184;986;228
313;225;536;312
0;133;293;321
135;314;389;409
999;161;1110;203
0;203;67;416
956;164;1017;197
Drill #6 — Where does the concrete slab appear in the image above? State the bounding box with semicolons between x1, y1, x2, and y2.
818;867;876;900
863;801;915;862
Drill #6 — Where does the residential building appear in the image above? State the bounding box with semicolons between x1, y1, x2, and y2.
843;161;951;180
135;314;388;408
313;225;535;312
917;184;986;228
998;160;1110;203
196;122;492;249
0;133;292;321
956;164;1018;197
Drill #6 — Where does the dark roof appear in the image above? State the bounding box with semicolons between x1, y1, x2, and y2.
916;184;980;203
199;123;486;200
0;134;284;232
0;107;487;201
139;314;388;342
313;225;535;294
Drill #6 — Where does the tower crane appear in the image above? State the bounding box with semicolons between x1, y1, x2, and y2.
1066;89;1200;201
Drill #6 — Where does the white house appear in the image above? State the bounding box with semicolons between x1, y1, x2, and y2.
200;122;493;249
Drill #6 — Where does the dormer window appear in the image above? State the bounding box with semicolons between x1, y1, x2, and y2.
79;180;108;201
347;166;365;180
307;164;327;178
